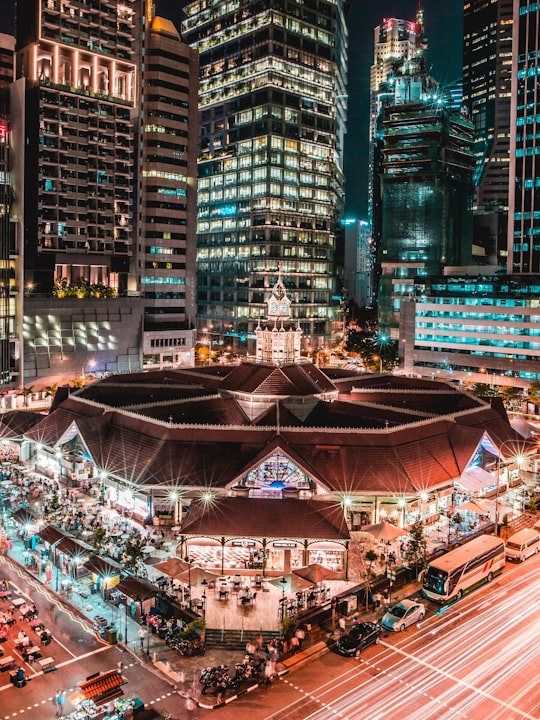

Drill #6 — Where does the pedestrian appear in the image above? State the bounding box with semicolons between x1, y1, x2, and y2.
382;590;390;609
55;689;65;717
373;591;382;609
338;616;346;635
186;694;197;718
138;625;147;651
295;625;305;649
290;634;300;653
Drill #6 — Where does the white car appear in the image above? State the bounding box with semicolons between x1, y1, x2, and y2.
381;599;425;632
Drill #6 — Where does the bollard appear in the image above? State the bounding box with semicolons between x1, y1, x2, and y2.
152;651;157;662
179;670;186;683
166;661;171;672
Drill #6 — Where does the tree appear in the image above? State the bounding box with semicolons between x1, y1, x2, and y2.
43;383;58;399
364;549;378;577
405;519;427;577
123;535;146;575
91;527;106;552
19;385;35;409
70;377;85;389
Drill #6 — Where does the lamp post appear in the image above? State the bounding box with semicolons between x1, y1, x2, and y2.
279;576;287;621
201;579;208;619
494;440;525;537
372;354;383;373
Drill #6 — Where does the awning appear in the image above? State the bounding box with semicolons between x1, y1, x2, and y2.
457;467;496;494
55;536;94;558
83;555;122;578
115;576;158;602
78;669;125;701
38;525;68;546
11;507;38;525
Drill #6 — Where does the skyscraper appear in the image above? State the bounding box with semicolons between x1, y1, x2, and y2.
376;26;475;336
182;0;348;353
6;0;198;384
463;0;512;264
366;17;418;316
0;33;15;385
509;0;540;274
136;12;198;367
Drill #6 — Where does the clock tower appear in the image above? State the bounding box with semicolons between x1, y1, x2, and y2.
254;272;303;366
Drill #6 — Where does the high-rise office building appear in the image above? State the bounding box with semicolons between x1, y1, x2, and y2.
463;0;512;264
182;0;348;352
4;0;197;384
0;33;15;386
509;0;540;274
368;14;419;320
136;12;198;367
377;36;475;337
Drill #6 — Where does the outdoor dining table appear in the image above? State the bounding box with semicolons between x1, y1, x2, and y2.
11;598;25;608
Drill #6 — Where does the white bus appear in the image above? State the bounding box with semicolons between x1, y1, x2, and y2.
422;535;505;604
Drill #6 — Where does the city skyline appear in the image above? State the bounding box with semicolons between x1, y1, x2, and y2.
0;0;464;219
157;0;463;218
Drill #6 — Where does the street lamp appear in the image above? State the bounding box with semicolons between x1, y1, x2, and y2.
279;576;287;621
494;439;525;536
372;354;383;373
201;579;208;619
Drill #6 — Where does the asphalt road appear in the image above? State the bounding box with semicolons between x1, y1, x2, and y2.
0;559;191;719
210;554;540;720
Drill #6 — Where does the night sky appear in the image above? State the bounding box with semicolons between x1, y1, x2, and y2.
0;0;463;217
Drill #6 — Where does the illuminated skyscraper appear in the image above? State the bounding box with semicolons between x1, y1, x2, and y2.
463;0;512;265
369;12;419;322
377;29;475;336
509;0;540;274
0;33;15;385
5;1;198;384
136;13;198;367
182;0;347;352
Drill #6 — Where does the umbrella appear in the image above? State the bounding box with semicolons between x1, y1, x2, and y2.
153;557;189;577
362;520;408;542
458;500;488;515
141;545;155;554
269;574;313;594
174;566;218;587
293;563;340;584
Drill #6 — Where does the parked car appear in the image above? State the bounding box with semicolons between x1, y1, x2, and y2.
381;599;425;632
336;621;382;657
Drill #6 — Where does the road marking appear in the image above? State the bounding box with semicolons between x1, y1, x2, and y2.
380;640;538;720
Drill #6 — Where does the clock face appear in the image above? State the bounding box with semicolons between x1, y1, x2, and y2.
280;302;289;314
269;302;278;314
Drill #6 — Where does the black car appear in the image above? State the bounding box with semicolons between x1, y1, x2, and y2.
336;621;382;657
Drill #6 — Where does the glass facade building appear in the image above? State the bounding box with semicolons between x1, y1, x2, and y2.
182;0;348;352
378;100;475;335
509;0;540;274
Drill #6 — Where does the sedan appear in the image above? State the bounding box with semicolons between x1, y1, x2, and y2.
336;621;382;657
381;599;425;632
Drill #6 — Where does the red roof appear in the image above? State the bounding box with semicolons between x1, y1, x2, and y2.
18;366;533;497
181;497;350;540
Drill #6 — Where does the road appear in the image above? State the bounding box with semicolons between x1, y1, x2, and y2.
213;554;540;720
0;558;188;719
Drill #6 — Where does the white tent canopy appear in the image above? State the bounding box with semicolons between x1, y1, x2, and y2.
457;467;496;494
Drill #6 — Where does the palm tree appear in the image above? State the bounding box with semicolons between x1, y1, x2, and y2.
43;383;58;399
19;385;35;409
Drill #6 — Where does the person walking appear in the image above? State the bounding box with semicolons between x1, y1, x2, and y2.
138;626;147;651
55;689;66;717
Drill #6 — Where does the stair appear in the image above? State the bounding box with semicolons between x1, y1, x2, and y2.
204;628;279;651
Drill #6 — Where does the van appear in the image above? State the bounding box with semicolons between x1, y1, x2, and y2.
505;528;540;562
